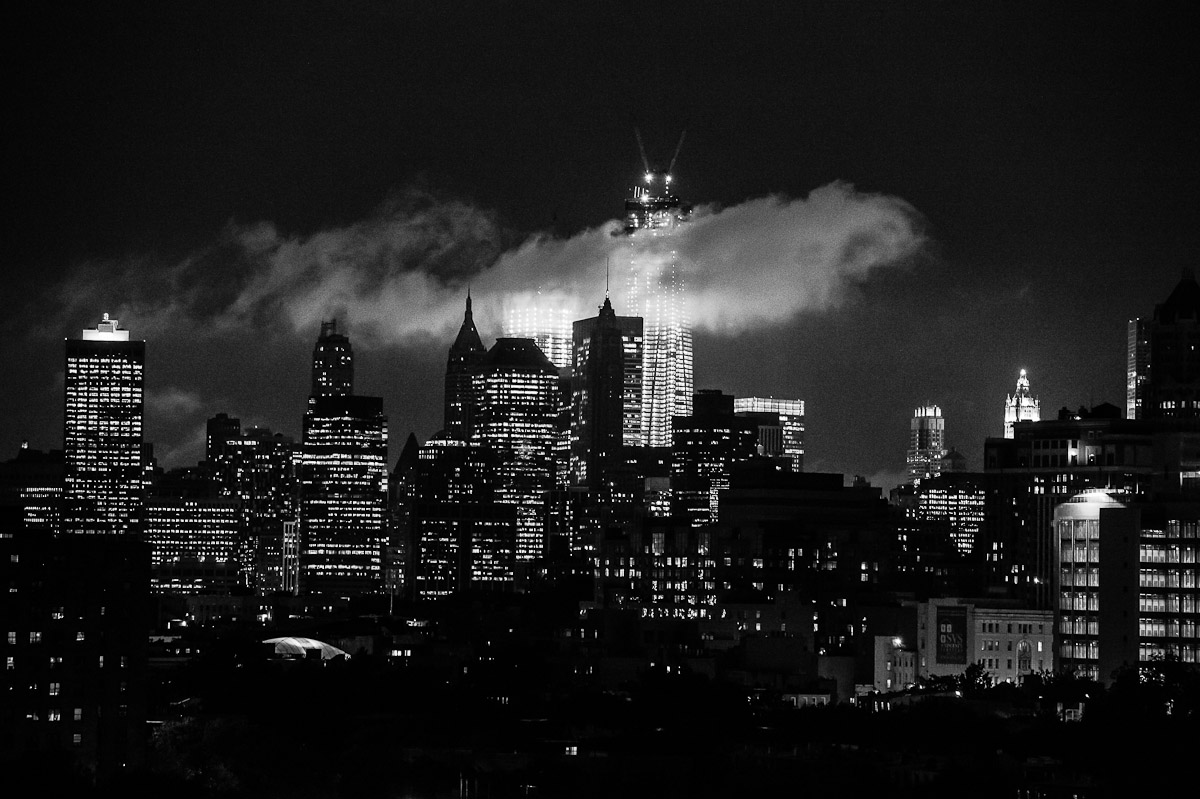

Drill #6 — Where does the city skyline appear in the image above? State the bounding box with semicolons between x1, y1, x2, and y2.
4;3;1198;488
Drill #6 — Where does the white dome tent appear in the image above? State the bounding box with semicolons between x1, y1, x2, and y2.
263;636;350;661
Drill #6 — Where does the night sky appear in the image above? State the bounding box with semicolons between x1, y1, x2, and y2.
6;2;1199;487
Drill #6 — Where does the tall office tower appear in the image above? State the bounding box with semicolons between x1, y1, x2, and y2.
672;390;757;527
445;293;488;440
570;296;644;494
622;167;693;447
312;319;353;397
503;293;572;369
300;395;388;595
733;397;805;471
212;424;300;594
409;437;516;599
474;338;559;561
63;314;145;535
1127;318;1149;419
1003;369;1041;438
906;405;946;484
1142;273;1200;419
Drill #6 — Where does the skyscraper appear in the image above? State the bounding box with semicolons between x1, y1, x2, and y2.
474;338;559;561
503;292;572;369
300;395;388;596
1127;317;1149;420
672;390;757;527
311;319;353;397
1003;369;1040;438
444;293;487;440
570;295;643;493
1140;273;1200;420
733;396;805;471
622;166;693;447
63;314;145;535
299;323;387;596
906;405;946;484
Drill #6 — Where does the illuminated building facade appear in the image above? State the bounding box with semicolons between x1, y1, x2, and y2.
312;319;353;397
409;438;516;599
906;405;946;484
1127;317;1149;420
671;390;757;527
300;394;388;596
734;396;805;471
570;296;643;499
63;314;145;535
474;338;559;561
1003;369;1040;438
1054;491;1200;683
208;419;300;594
445;294;487;440
915;599;1053;684
503;294;572;369
622;169;693;448
910;473;985;556
145;497;241;594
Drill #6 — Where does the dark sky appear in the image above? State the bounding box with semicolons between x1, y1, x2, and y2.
6;2;1199;487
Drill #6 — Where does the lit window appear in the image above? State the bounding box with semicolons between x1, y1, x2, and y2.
29;632;42;644
49;682;60;696
74;708;82;721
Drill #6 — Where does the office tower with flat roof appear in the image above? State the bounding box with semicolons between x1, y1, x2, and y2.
312;319;353;397
409;437;517;599
1051;490;1200;683
672;390;757;527
211;424;300;594
445;293;488;440
474;338;559;561
734;396;805;471
622;162;693;448
1003;369;1040;438
63;314;145;535
1127;317;1149;420
300;395;388;596
906;405;946;484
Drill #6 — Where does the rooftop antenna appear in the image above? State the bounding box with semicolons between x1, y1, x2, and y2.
667;129;687;175
634;127;651;175
605;256;611;299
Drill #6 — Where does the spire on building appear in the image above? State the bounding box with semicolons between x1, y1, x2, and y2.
1004;368;1041;438
445;293;488;440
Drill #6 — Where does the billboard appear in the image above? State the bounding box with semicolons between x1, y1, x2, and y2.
936;606;968;664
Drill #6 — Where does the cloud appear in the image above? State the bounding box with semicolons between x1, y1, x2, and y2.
42;181;925;348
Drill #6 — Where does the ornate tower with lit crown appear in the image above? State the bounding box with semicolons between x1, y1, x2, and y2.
1004;369;1041;438
621;148;693;448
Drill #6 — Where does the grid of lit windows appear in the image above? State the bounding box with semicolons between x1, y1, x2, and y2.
63;317;145;535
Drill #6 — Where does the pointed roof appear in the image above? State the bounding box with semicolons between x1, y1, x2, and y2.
483;337;557;373
1155;271;1200;324
450;293;486;354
